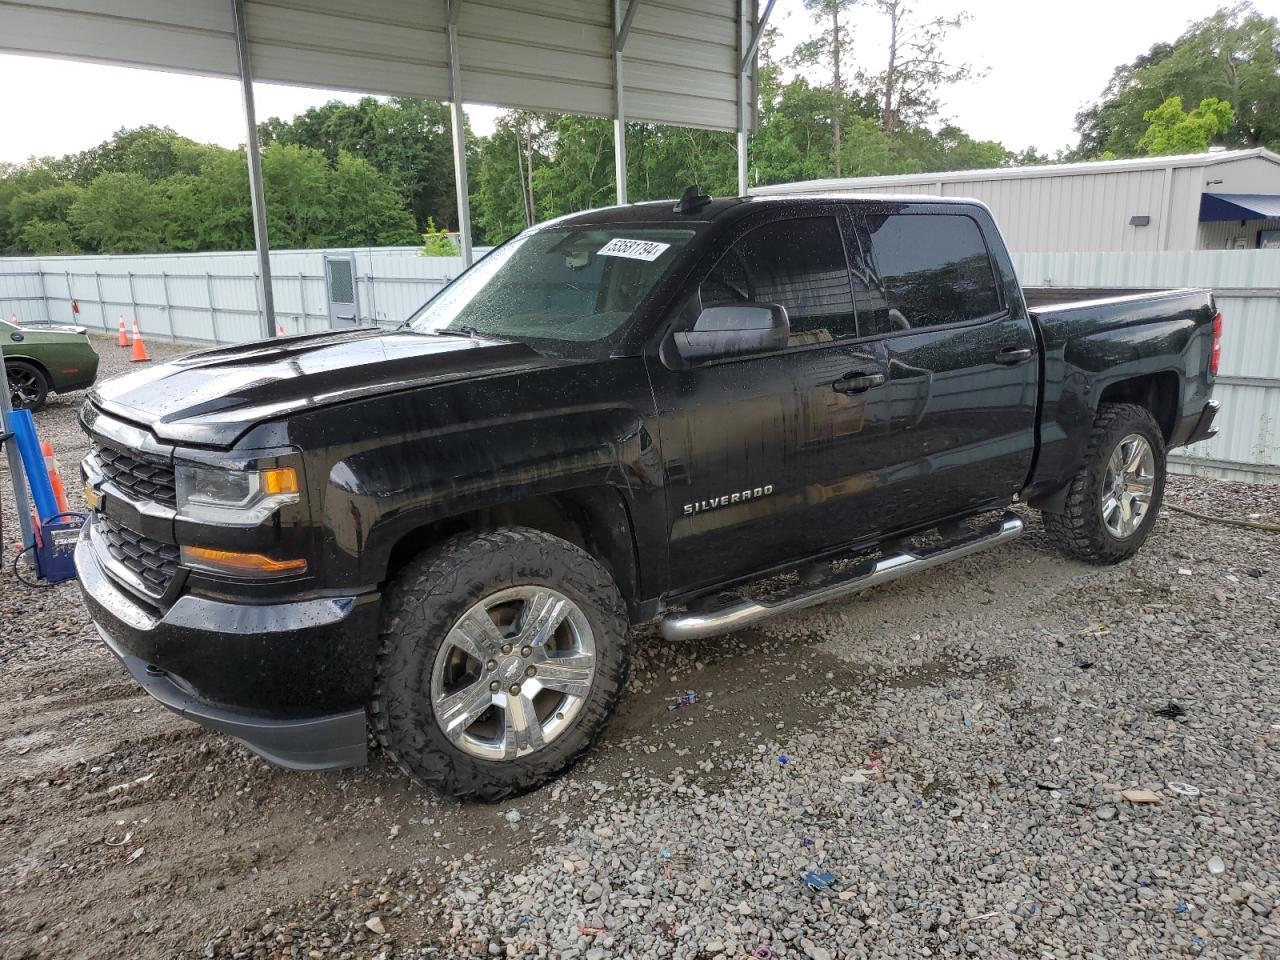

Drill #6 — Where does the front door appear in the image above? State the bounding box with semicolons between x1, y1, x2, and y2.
324;255;359;328
848;208;1039;528
649;211;897;596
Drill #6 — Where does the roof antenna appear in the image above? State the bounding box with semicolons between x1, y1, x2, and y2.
673;184;711;214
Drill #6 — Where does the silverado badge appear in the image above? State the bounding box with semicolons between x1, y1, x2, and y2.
683;485;774;516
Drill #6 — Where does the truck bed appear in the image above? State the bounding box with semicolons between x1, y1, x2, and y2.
1023;287;1218;507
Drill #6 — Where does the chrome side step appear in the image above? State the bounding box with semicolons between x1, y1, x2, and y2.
659;512;1024;642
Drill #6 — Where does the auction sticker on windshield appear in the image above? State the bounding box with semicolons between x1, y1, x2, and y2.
597;238;671;261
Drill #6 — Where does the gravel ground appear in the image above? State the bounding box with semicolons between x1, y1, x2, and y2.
2;334;1278;960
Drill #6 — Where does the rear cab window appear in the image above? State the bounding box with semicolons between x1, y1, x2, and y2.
851;212;1004;337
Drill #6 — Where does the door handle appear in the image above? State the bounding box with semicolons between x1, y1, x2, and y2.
832;372;886;395
995;346;1033;365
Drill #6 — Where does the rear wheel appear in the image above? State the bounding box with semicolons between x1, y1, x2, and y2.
371;527;630;801
6;360;49;411
1041;402;1166;564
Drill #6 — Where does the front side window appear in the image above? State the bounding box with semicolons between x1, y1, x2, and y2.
700;216;858;347
408;225;695;350
852;213;1003;335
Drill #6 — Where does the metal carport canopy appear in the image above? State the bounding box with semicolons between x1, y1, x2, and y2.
1;0;771;335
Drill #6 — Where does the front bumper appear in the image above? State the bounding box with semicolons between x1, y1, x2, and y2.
75;531;375;770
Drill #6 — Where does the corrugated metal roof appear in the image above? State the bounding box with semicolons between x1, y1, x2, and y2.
752;148;1280;194
0;0;756;132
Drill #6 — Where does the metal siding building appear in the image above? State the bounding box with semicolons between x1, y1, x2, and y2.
753;149;1280;253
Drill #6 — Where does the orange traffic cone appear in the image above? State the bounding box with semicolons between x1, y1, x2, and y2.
277;323;286;336
9;312;17;326
130;320;150;362
41;441;71;515
117;315;130;347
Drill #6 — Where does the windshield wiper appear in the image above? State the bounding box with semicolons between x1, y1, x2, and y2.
403;323;491;339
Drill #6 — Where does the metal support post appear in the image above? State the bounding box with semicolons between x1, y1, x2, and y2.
447;0;474;267
0;341;37;555
613;0;639;205
205;272;223;343
231;0;277;337
737;0;776;197
93;271;106;330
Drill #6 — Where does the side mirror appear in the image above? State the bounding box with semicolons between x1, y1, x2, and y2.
673;302;789;362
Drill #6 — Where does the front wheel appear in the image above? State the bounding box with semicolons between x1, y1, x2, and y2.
6;360;49;411
1041;402;1167;564
371;527;630;801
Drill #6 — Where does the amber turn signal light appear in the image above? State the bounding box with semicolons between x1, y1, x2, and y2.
180;545;307;578
260;466;299;496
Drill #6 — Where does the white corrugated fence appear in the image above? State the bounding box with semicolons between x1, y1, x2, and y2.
0;246;490;342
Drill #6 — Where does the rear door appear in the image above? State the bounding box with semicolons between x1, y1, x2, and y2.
649;209;896;595
847;207;1038;527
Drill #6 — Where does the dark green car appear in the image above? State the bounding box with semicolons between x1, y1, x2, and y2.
3;317;100;411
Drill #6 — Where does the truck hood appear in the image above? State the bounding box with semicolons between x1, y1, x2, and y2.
90;328;562;447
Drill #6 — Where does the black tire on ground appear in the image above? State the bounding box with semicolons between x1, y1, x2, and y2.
371;527;630;802
1041;402;1167;565
6;360;49;412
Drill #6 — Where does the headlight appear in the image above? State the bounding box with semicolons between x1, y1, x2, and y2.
175;463;300;525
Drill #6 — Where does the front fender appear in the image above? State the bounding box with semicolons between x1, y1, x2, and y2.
272;357;664;594
327;405;659;582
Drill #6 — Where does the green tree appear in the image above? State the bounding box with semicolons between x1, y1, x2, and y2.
749;70;840;184
532;114;617;218
187;150;254;251
260;97;459;233
868;1;974;135
8;183;84;235
19;220;80;255
0;160;62;252
68;172;166;253
791;0;859;175
1075;4;1280;157
472;112;549;243
626;123;736;200
1138;96;1234;155
327;151;420;246
66;125;218;183
420;217;460;256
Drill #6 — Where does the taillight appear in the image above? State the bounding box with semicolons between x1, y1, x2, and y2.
1210;312;1223;376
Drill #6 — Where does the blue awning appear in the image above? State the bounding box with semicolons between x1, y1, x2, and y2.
1199;192;1280;221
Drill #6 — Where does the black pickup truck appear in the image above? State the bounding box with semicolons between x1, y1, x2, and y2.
76;191;1220;800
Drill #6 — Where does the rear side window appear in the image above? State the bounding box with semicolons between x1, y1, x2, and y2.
701;216;858;346
852;213;1003;335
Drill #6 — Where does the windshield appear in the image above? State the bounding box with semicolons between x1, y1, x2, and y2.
407;225;695;347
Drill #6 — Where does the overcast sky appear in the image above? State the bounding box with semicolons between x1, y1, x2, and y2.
0;0;1229;167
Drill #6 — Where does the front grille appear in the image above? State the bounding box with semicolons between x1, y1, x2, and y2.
92;443;176;507
95;514;180;595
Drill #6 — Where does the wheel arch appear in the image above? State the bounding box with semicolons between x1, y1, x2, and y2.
1032;373;1179;515
382;487;645;621
4;353;53;383
1096;370;1180;443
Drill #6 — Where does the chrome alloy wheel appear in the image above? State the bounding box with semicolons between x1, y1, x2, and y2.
1101;433;1155;539
8;367;42;408
430;586;597;761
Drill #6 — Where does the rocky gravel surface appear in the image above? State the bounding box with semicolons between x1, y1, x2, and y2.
2;335;1278;959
